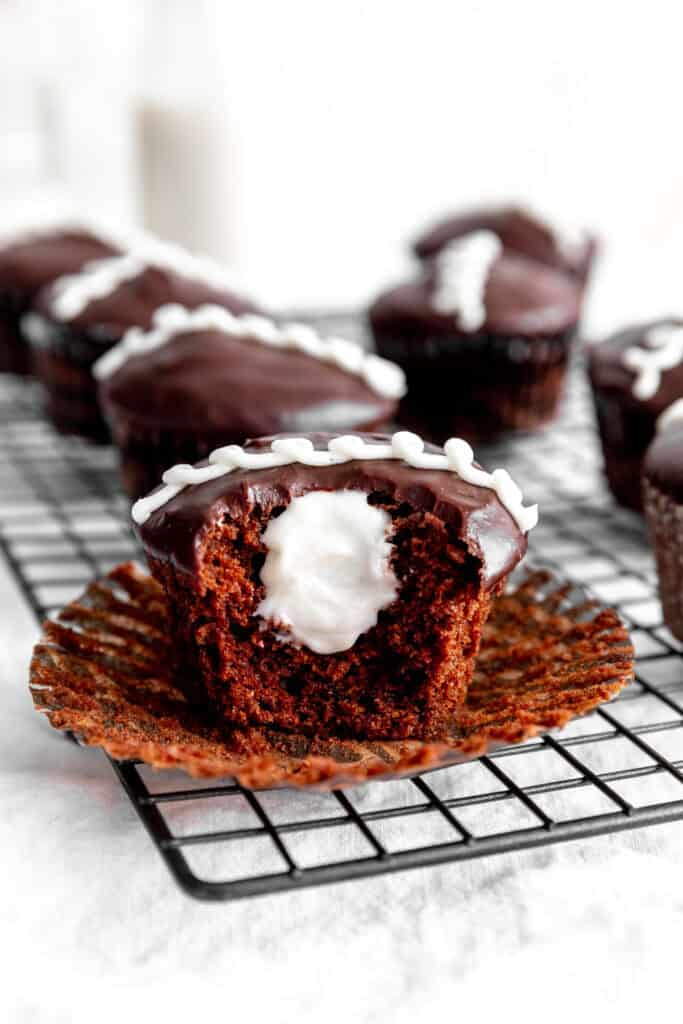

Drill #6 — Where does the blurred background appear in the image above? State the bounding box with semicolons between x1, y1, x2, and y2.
1;0;682;325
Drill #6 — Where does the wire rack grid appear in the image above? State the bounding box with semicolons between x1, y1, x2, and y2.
2;315;683;902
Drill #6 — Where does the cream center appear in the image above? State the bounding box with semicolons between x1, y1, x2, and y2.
256;490;399;654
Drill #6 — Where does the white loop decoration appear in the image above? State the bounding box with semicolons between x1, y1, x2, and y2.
132;429;538;534
431;230;502;331
50;255;148;321
622;323;683;401
92;302;407;400
47;236;252;322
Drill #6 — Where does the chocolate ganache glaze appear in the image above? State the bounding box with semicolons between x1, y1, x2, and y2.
413;204;595;284
100;328;398;437
589;319;683;413
369;250;581;340
0;228;121;373
0;228;119;301
31;263;260;339
138;432;529;590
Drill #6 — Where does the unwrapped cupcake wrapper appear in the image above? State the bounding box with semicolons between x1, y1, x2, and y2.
29;562;634;790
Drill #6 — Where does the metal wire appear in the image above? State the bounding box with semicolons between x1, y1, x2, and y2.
2;317;683;902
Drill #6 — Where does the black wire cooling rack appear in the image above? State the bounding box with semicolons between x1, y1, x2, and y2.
2;314;683;902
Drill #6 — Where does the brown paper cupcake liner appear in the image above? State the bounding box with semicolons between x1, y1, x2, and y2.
643;477;683;641
29;562;634;790
373;329;573;441
590;390;655;512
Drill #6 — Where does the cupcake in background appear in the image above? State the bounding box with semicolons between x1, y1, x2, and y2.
588;319;683;511
413;202;597;289
643;399;683;640
23;241;261;442
368;230;582;442
0;224;121;375
96;304;406;499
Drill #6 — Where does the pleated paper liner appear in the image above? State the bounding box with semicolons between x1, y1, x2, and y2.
29;562;634;790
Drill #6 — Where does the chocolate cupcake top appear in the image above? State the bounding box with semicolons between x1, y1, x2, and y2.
643;402;683;501
134;430;537;590
413;203;595;284
28;242;259;339
589;319;683;413
0;226;120;303
370;231;581;339
96;304;405;434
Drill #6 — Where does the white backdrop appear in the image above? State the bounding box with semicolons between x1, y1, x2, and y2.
2;1;683;323
3;5;683;1021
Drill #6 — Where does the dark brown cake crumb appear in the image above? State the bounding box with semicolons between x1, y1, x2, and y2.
148;497;498;740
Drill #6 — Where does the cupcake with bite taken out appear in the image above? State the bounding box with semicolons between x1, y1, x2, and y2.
133;430;537;740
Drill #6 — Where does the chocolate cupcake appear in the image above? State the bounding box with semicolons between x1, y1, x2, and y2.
0;225;120;375
588;319;683;511
413;202;596;287
368;230;582;442
133;431;536;740
95;304;406;499
643;401;683;639
23;244;260;441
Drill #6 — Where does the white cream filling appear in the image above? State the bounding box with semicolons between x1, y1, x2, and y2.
92;302;406;400
431;230;502;331
132;431;538;534
256;490;398;654
622;323;683;401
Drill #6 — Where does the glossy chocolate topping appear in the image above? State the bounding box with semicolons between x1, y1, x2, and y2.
32;264;260;337
369;251;581;339
100;328;398;434
644;423;683;502
589;319;683;413
138;432;528;591
0;229;119;302
413;204;595;283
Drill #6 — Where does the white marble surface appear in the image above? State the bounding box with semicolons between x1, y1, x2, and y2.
2;543;683;1024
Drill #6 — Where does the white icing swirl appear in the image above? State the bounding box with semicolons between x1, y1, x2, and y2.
92;303;406;400
432;230;502;331
131;430;538;535
656;397;683;433
622;323;683;401
47;237;251;322
50;255;147;321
